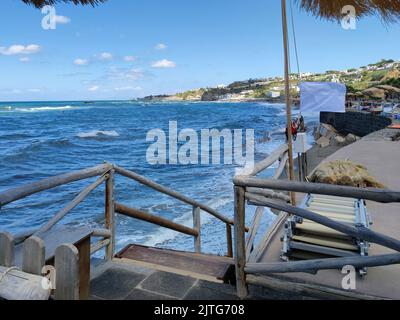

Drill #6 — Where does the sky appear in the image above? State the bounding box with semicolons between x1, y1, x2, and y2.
0;0;399;102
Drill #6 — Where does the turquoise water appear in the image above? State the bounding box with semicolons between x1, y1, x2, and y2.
0;101;317;255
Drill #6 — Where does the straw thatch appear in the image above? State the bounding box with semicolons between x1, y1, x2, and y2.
362;87;386;99
308;160;385;188
298;0;400;22
22;0;106;8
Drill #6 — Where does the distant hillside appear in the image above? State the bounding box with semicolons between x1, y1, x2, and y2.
139;59;400;102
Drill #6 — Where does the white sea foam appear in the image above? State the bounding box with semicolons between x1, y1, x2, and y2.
116;196;232;249
15;105;75;112
76;130;120;138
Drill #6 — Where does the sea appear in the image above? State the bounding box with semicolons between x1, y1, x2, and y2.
0;101;318;256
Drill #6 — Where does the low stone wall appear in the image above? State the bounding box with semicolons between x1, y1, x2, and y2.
320;112;392;137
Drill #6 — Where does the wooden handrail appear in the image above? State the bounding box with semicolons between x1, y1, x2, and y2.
234;176;400;203
248;144;288;176
0;164;112;208
34;174;108;236
245;254;400;275
114;165;236;227
115;202;199;237
249;197;400;253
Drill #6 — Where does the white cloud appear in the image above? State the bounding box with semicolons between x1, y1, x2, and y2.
74;58;89;66
55;15;71;24
88;85;99;92
28;88;41;93
155;43;167;50
99;52;113;61
124;55;136;62
0;44;41;56
151;59;176;68
114;86;142;91
19;57;30;63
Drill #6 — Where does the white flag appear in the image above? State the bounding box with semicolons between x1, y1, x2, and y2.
300;82;346;113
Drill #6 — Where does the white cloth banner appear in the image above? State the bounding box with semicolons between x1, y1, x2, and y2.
300;82;346;113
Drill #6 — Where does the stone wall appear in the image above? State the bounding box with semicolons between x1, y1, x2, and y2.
320;112;392;137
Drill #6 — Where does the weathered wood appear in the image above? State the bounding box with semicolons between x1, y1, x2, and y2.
0;232;15;267
115;202;199;237
55;244;80;300
245;253;400;275
91;239;111;254
35;174;107;236
14;226;93;267
0;163;112;208
22;236;45;275
246;274;384;300
92;228;112;238
249;198;400;253
226;224;233;258
14;228;38;244
76;237;90;300
273;152;289;180
0;266;51;300
234;186;248;299
249;144;289;176
246;188;291;202
245;207;264;260
114;166;234;226
105;169;115;260
233;177;400;203
193;206;201;253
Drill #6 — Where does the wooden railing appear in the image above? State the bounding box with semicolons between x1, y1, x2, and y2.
0;163;237;259
233;174;400;299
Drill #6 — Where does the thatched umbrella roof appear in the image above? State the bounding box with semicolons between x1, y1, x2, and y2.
362;87;386;99
376;84;400;93
298;0;400;22
22;0;106;8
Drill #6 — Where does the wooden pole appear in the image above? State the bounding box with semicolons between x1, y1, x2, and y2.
234;186;248;298
281;0;296;205
193;206;201;253
226;224;233;258
105;169;115;260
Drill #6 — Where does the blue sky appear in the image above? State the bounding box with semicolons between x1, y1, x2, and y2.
0;0;399;101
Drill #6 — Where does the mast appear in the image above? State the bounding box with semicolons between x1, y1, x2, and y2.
281;0;296;205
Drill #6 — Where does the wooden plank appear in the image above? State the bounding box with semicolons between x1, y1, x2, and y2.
0;232;14;267
246;274;384;300
245;253;400;275
35;174;107;236
234;186;248;299
0;163;112;207
245;207;264;260
105;169;115;260
0;266;51;300
290;241;359;257
55;244;80;300
272;152;288;180
116;244;234;282
249;144;289;176
193;206;201;253
233;176;400;203
114;165;234;226
14;226;93;267
22;236;45;275
115;202;198;237
76;237;90;300
90;239;110;254
226;224;233;258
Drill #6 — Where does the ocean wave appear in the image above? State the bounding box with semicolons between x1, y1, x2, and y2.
14;105;76;112
76;130;120;138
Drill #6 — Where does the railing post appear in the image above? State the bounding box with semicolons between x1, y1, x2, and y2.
234;186;248;299
193;206;201;253
105;168;115;260
226;224;233;258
